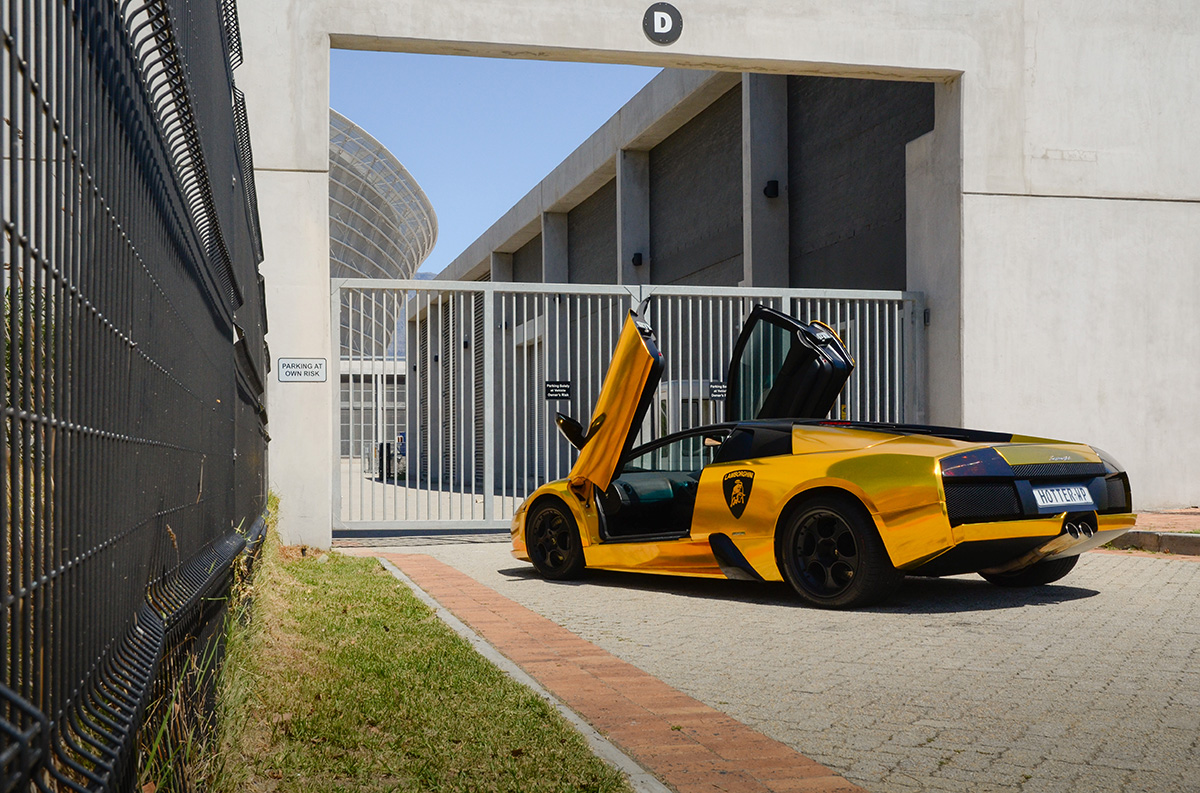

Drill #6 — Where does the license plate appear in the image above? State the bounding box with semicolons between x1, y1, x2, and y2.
1033;484;1094;510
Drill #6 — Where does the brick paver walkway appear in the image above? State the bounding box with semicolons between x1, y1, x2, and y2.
381;552;864;793
1135;508;1200;534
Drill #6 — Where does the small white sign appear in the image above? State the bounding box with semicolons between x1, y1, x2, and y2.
278;358;327;382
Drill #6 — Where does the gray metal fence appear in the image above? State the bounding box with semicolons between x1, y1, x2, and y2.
331;280;924;535
2;0;268;788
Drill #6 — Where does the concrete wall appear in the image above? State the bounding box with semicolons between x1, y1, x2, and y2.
512;234;544;283
567;180;618;283
649;85;743;286
962;195;1200;509
240;0;1200;544
787;77;933;291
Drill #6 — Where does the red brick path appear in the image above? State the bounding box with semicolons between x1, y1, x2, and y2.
379;553;865;793
1136;508;1200;534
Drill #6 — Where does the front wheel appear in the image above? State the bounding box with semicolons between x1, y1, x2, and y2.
980;555;1078;587
526;499;585;580
777;494;902;609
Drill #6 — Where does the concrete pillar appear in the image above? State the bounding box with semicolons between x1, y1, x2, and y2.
238;3;332;547
616;148;650;285
906;79;963;427
490;251;513;282
741;74;790;288
541;212;569;283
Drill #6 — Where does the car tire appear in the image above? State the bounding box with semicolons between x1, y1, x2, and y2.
778;494;902;609
527;498;586;581
979;555;1078;587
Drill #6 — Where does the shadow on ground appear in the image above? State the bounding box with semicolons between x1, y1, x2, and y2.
496;565;1099;614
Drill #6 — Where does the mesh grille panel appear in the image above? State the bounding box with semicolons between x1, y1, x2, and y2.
945;483;1023;525
1011;462;1107;479
1104;476;1132;513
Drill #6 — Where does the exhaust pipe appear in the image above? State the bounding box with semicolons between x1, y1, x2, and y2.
982;514;1101;577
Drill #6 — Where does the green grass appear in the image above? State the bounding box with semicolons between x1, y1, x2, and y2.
210;513;630;793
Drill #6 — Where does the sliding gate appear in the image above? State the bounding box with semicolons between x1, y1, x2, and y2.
332;279;925;537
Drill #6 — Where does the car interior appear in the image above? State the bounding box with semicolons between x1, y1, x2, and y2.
597;423;794;542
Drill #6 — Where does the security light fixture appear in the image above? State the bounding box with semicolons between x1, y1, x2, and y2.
763;180;780;198
632;252;644;267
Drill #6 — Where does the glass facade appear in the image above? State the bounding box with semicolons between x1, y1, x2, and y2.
330;110;435;458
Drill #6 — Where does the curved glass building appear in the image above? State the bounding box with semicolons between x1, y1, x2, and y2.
330;109;437;282
330;109;436;456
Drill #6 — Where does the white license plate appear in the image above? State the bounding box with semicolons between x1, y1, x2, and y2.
1033;485;1094;510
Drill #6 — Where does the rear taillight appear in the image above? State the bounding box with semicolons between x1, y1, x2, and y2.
939;448;1014;478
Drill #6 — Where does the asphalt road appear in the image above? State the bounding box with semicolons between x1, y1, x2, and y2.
381;542;1200;793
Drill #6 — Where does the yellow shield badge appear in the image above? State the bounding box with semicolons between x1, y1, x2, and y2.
722;469;754;519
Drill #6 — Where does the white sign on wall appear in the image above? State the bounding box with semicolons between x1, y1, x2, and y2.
277;358;327;382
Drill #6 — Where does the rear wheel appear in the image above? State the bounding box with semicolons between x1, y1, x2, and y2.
526;499;585;580
778;494;902;609
980;555;1078;587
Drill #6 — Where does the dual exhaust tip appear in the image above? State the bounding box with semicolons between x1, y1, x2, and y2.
1064;520;1095;539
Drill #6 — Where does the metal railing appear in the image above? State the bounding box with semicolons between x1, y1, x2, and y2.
2;0;268;790
332;280;924;535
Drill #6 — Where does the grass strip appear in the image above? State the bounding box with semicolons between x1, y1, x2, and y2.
211;522;631;793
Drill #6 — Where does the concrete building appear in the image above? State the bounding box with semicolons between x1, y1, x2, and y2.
328;109;437;458
437;68;934;296
239;0;1200;546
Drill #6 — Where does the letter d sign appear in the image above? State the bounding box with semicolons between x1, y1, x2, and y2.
643;3;683;45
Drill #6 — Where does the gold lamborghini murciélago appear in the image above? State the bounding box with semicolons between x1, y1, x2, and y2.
511;304;1136;608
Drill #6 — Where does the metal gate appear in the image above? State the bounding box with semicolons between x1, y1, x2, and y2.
331;279;925;536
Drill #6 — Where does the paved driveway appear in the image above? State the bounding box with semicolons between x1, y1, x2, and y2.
385;543;1200;793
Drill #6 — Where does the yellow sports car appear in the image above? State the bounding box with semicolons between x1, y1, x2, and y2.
511;304;1136;608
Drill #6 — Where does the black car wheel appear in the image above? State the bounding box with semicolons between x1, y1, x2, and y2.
778;494;902;609
526;499;585;580
980;555;1078;587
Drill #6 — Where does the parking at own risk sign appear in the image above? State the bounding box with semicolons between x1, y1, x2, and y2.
278;358;327;382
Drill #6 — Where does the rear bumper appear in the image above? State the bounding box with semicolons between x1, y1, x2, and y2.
906;512;1136;577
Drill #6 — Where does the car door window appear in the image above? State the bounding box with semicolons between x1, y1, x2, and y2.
621;431;726;474
732;318;794;422
726;305;854;422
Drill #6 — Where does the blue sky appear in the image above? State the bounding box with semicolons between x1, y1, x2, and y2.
330;51;660;275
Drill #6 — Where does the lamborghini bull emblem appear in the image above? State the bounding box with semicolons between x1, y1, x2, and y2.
722;470;755;519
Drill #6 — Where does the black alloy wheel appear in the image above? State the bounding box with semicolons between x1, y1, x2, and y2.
526;499;585;580
980;555;1078;587
778;494;902;609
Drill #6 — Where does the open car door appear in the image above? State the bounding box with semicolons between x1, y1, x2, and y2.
725;305;854;422
559;308;664;493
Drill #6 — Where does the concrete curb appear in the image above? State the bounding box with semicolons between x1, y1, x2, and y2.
1108;530;1200;556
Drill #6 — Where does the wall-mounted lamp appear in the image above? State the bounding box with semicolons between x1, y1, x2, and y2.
763;180;780;199
631;252;644;267
463;337;471;349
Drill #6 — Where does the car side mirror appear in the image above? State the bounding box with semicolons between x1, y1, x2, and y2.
556;412;607;450
556;413;586;450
